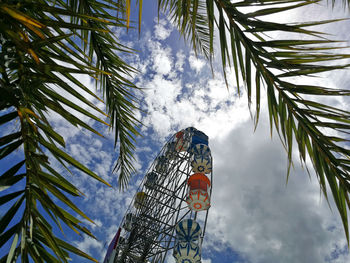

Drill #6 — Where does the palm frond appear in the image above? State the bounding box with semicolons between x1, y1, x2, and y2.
68;0;141;189
159;0;350;243
0;0;141;261
159;0;212;60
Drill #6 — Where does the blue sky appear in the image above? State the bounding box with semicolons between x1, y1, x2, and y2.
2;1;350;262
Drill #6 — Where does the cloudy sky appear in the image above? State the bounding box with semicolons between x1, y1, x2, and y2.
2;1;350;262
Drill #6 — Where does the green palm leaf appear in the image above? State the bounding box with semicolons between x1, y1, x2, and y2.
0;0;142;261
159;0;350;243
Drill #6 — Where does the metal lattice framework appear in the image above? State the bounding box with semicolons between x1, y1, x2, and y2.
104;128;213;263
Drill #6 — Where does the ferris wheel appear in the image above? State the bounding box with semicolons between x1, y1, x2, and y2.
103;127;213;263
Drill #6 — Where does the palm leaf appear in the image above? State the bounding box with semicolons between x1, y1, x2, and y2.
0;0;142;261
159;0;350;244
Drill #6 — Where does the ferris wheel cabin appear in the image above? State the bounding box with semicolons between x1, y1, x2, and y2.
174;219;202;263
186;173;211;211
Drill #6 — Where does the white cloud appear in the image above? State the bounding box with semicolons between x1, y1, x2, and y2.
149;42;173;76
203;113;349;263
189;53;206;73
153;52;173;75
175;51;186;72
154;18;173;40
74;235;103;256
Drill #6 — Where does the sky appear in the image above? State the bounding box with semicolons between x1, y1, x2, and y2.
1;1;350;262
